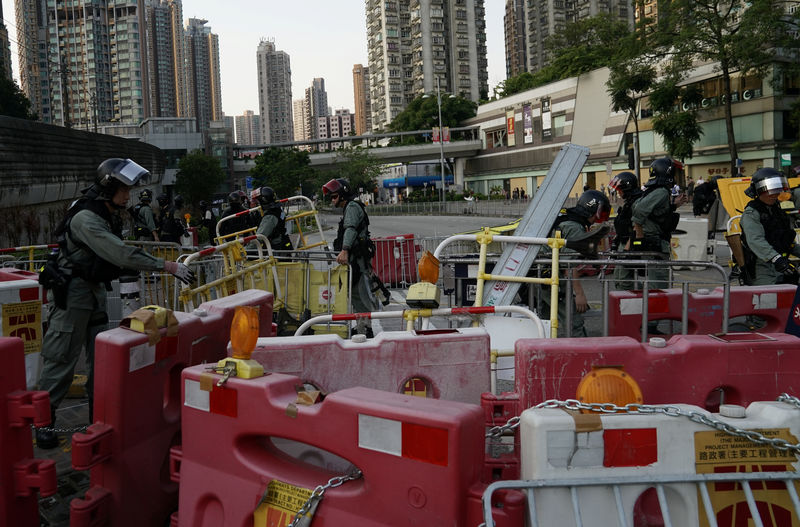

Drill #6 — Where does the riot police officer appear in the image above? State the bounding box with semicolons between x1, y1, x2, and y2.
35;159;195;449
218;191;248;240
323;178;380;336
740;167;800;285
131;189;159;241
608;171;642;289
253;186;293;252
541;189;611;337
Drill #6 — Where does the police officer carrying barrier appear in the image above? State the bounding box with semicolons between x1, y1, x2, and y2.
34;158;196;449
540;189;611;337
131;188;159;241
740;167;800;285
323;178;382;336
253;186;293;251
608;171;642;290
631;157;682;289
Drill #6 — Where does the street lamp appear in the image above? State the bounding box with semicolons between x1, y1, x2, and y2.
425;77;455;205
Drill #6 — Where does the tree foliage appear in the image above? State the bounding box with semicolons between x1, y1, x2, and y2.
660;0;800;173
333;148;384;193
498;14;630;98
174;150;227;206
0;65;37;120
649;82;705;161
249;147;314;198
388;93;476;142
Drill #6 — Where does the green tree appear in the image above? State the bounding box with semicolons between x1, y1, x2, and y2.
607;59;657;179
664;0;800;174
387;93;477;142
174;150;226;206
649;81;704;161
250;147;313;198
333;148;384;193
0;65;37;120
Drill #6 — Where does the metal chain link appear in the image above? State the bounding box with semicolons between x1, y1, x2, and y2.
287;469;363;527
778;393;800;410
31;424;89;434
485;396;800;453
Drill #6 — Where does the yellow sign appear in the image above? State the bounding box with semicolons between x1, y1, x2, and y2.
695;429;800;527
1;301;43;354
254;479;314;527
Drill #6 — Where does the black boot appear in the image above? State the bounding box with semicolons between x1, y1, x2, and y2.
35;427;59;449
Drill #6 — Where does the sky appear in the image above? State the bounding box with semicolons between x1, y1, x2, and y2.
1;0;506;118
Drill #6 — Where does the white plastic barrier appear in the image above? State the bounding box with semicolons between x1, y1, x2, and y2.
0;278;45;389
671;217;711;270
518;401;800;527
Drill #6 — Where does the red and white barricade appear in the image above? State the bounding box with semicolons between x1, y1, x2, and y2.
608;285;796;337
515;333;800;412
517;401;800;526
69;290;273;527
171;367;524;526
248;327;490;404
0;275;46;389
0;337;55;527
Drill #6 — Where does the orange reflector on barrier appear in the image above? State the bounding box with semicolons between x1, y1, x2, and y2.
576;367;643;411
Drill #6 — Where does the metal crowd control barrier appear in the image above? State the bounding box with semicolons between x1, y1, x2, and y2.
432;229;564;338
481;472;800;527
178;234;280;311
215;195;329;251
0;244;59;271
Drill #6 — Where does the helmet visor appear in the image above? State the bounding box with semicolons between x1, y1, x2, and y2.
593;202;611;223
756;176;788;196
115;159;150;186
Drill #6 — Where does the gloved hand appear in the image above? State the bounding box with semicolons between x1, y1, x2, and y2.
164;261;196;285
771;255;796;276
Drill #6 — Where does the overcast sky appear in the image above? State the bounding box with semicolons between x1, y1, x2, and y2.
1;0;505;117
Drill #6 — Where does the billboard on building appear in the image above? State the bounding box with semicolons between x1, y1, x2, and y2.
541;98;552;141
506;110;516;147
523;104;533;144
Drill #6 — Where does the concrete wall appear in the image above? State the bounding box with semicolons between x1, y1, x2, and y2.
0;116;165;247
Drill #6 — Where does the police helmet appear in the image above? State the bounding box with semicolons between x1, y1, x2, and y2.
94;158;149;200
252;186;276;207
156;193;170;207
646;157;682;187
228;191;242;206
138;188;153;203
608;171;638;196
199;200;208;209
173;195;184;208
575;190;611;223
322;178;352;200
745;167;788;198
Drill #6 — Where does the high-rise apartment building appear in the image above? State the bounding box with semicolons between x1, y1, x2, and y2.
352;64;372;135
504;0;634;76
292;98;310;142
0;3;11;80
365;0;489;131
145;0;185;117
15;0;151;127
503;0;526;78
317;109;355;151
235;110;262;145
256;38;294;144
304;77;329;139
185;18;223;132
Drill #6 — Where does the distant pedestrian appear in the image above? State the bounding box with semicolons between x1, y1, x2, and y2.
686;177;695;200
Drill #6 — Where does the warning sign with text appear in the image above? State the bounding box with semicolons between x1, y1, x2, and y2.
695;429;800;527
254;479;315;527
1;301;43;354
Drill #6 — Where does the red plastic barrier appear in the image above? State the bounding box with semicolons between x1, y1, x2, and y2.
248;327;490;403
173;367;522;526
515;333;800;411
372;233;419;286
607;285;796;337
0;337;56;527
70;290;274;527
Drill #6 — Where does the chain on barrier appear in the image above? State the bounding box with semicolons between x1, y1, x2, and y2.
486;395;800;454
30;424;89;435
280;469;363;527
